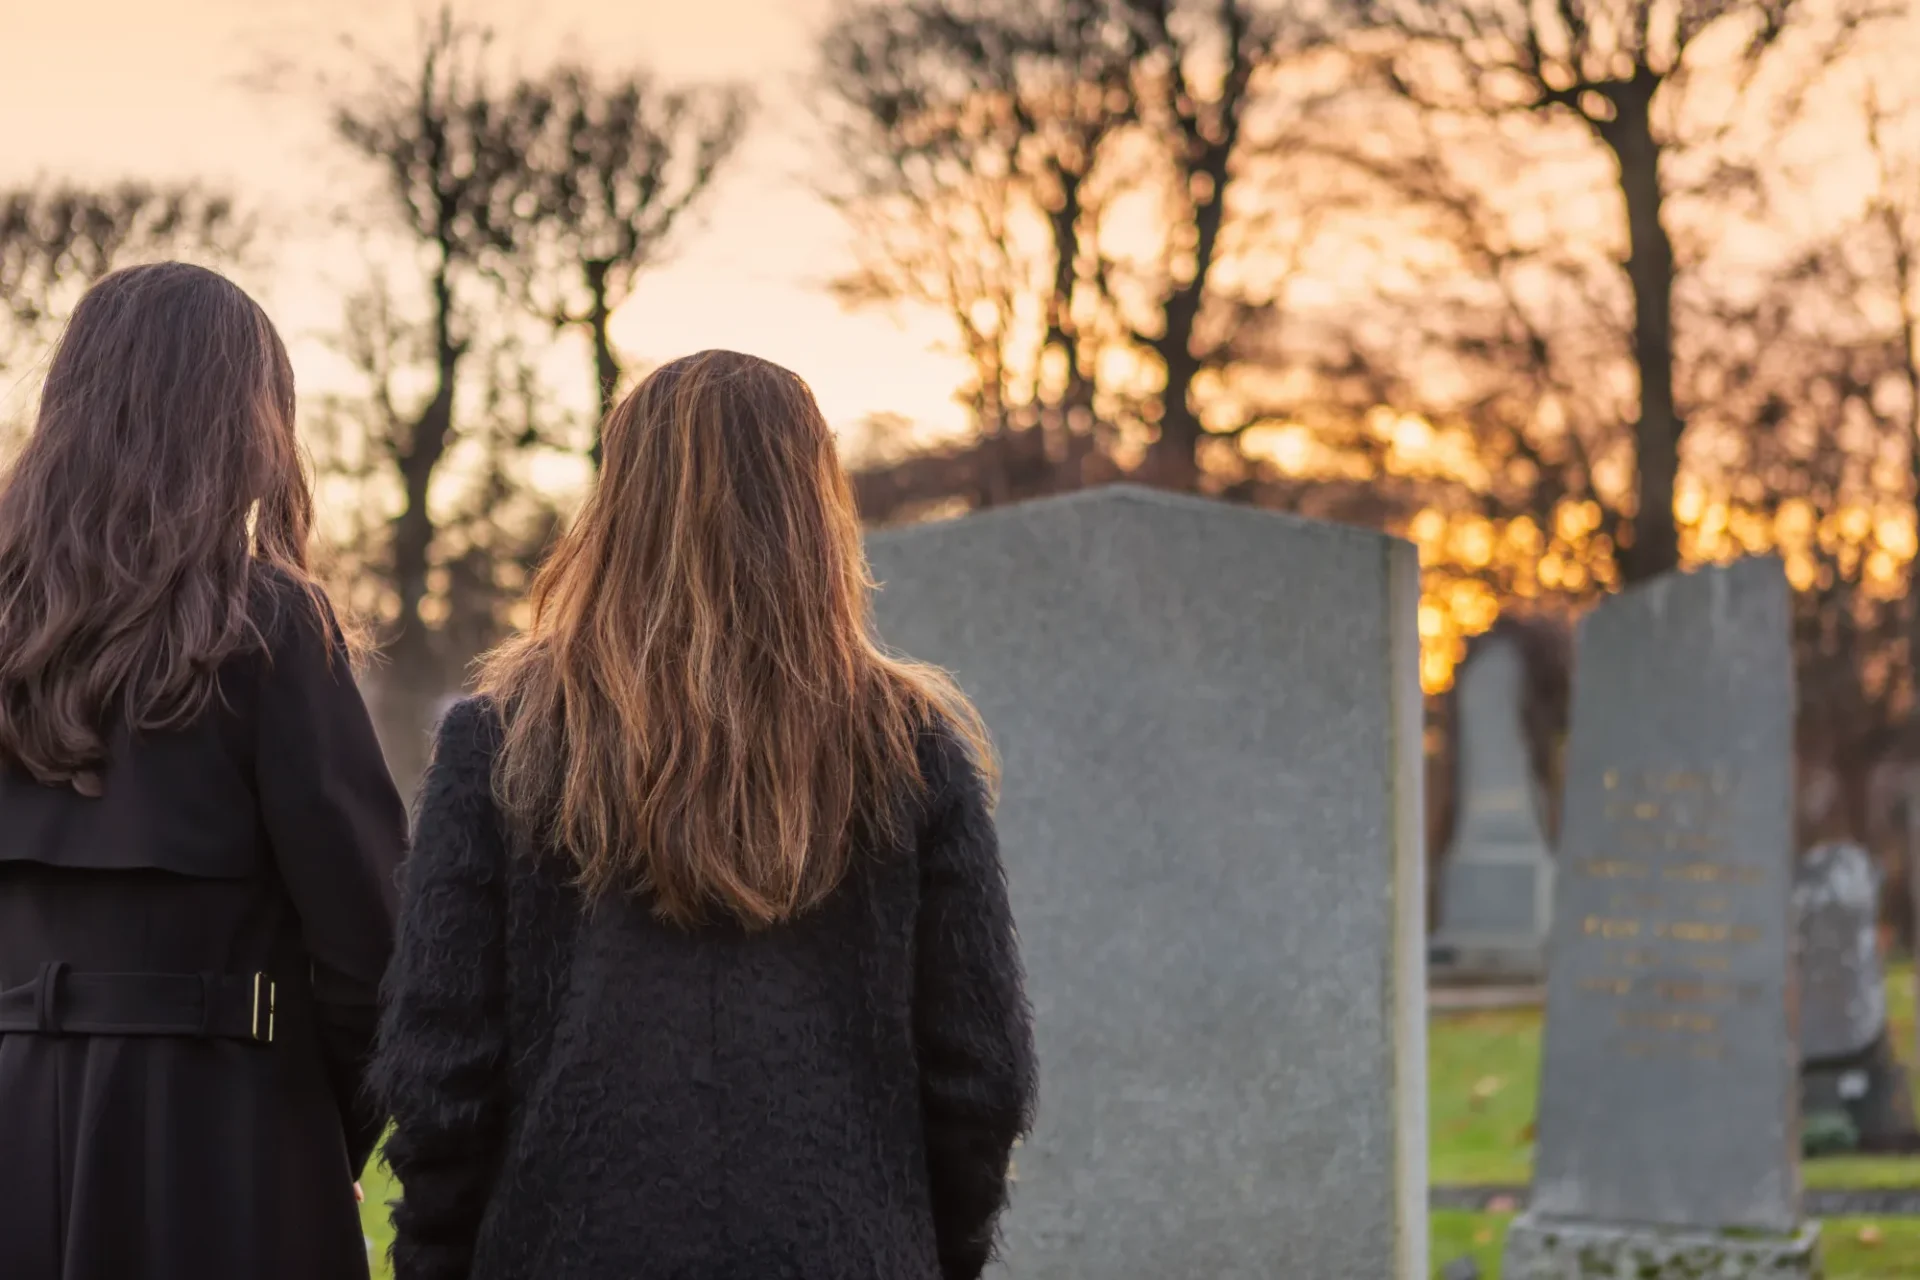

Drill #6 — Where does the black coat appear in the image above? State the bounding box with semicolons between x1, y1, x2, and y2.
374;698;1037;1280
0;576;408;1280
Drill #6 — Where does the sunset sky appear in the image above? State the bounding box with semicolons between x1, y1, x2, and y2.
0;0;974;435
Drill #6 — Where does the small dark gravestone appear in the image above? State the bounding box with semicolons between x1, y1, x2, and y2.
1796;841;1916;1151
867;487;1430;1278
1431;633;1555;981
1503;559;1819;1279
1906;782;1920;1103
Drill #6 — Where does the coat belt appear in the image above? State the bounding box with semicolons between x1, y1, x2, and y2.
0;963;275;1043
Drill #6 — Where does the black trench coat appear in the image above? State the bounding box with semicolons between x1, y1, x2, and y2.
0;575;407;1280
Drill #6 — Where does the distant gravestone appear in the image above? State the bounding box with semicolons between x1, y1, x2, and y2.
1798;843;1886;1061
1796;842;1915;1151
866;486;1430;1279
1431;634;1555;981
1504;559;1819;1279
1907;785;1920;1091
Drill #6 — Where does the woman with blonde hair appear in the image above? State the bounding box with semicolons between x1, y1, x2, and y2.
376;349;1036;1280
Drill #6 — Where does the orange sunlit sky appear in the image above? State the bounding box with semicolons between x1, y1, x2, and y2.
7;0;1919;697
0;0;974;435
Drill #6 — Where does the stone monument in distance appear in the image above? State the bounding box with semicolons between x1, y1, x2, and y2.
1431;631;1555;981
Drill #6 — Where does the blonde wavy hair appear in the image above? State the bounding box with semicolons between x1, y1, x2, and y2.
478;349;993;927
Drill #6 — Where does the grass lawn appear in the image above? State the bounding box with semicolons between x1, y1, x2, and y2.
1431;964;1919;1188
359;1159;398;1280
357;966;1920;1278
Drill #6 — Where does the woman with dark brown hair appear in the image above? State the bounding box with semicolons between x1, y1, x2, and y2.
0;263;407;1279
376;349;1036;1280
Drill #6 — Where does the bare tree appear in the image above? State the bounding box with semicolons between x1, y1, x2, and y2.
1336;0;1889;582
819;0;1337;513
820;0;1132;512
507;65;750;462
0;181;249;388
328;7;556;782
1860;86;1920;753
1102;0;1297;489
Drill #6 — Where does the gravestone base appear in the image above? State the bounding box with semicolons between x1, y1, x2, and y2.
1502;1214;1821;1280
1804;1031;1919;1152
1428;938;1546;985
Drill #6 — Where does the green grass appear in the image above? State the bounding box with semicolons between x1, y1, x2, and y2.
1821;1217;1920;1279
356;965;1920;1279
1429;1005;1545;1185
1433;1210;1512;1275
1430;964;1920;1189
357;1158;398;1280
1423;963;1920;1275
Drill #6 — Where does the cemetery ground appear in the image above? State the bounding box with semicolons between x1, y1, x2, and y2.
357;967;1920;1274
357;971;1904;1280
1429;963;1920;1277
354;965;1920;1278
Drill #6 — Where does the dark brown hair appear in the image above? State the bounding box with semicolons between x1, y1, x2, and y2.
478;349;993;927
0;262;324;789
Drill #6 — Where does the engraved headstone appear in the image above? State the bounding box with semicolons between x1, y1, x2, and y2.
1796;842;1915;1151
866;486;1430;1279
1503;559;1819;1279
1431;634;1555;980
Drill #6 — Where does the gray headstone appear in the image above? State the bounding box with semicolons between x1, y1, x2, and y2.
1794;841;1915;1149
1433;634;1555;977
1907;782;1920;1080
1795;842;1885;1062
1518;559;1804;1244
866;486;1429;1279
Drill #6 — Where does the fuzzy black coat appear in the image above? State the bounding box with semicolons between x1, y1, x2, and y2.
374;698;1036;1280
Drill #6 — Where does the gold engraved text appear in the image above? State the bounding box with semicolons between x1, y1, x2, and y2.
1583;859;1649;880
1618;1009;1718;1034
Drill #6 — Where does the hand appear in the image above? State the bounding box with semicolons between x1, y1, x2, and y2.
353;1182;365;1204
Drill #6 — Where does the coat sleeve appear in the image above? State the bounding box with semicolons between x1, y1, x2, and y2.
914;725;1038;1280
254;586;408;1178
372;698;511;1280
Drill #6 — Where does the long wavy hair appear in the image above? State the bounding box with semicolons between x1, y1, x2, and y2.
479;349;993;927
0;262;323;790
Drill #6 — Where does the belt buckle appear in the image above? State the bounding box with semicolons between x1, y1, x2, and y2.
249;972;276;1044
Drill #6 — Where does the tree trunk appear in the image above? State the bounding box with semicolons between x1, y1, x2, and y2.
1899;308;1920;756
587;259;620;470
1137;3;1246;496
1141;145;1232;493
1144;340;1205;492
1605;81;1681;584
1044;168;1088;418
377;259;461;791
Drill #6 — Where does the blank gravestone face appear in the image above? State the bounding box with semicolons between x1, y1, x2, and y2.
1794;843;1885;1064
866;487;1428;1279
1530;558;1799;1233
1436;636;1554;957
